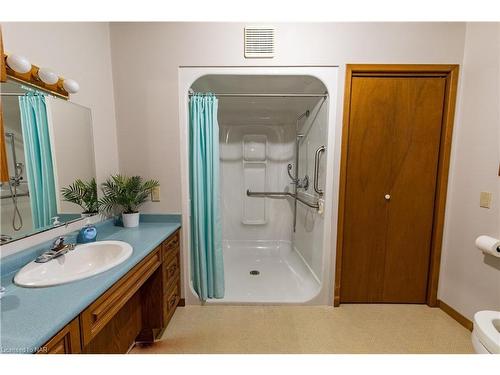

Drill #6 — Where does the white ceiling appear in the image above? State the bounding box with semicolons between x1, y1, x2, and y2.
191;75;327;126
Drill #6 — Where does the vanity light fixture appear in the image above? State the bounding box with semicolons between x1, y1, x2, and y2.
62;78;79;94
6;54;31;74
37;67;58;85
3;53;77;98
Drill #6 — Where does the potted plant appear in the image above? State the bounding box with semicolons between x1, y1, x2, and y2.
99;174;160;228
61;178;99;217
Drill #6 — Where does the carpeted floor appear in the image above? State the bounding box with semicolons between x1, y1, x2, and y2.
131;304;474;354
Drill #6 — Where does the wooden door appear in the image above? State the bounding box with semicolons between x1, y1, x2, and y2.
0;98;9;183
340;76;446;303
1;27;9;182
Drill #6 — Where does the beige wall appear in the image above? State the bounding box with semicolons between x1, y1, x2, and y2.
2;22;119;184
109;22;466;213
438;23;500;319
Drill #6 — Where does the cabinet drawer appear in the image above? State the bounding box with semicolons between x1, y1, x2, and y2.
164;253;180;290
164;279;180;323
80;248;161;346
162;231;180;261
38;318;81;354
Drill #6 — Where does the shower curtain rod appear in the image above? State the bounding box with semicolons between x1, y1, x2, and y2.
1;93;29;96
189;92;328;98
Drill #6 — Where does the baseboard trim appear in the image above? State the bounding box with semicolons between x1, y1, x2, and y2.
438;299;473;331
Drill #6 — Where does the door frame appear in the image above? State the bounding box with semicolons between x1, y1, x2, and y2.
334;64;460;307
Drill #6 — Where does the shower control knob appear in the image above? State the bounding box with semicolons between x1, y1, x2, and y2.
384;194;391;201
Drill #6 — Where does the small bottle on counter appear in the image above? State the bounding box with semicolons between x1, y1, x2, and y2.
77;219;98;244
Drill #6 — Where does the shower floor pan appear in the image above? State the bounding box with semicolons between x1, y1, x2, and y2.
208;240;320;304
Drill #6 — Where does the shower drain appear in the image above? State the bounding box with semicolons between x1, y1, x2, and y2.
249;270;260;276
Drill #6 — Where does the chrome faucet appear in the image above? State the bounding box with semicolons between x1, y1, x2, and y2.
35;236;77;263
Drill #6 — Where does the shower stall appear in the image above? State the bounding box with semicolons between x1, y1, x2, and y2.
1;95;32;242
180;68;338;305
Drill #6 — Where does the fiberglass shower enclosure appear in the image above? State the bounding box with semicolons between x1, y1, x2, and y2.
181;68;337;305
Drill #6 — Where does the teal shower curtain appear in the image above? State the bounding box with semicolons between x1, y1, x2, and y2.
19;95;57;229
189;93;225;300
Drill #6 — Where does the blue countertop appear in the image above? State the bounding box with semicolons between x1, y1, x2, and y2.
0;214;181;354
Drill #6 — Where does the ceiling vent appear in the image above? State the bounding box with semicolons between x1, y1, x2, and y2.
244;26;275;58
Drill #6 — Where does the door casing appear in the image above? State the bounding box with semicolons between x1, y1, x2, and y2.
334;64;460;307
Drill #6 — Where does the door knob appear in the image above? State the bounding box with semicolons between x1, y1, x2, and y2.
384;194;391;201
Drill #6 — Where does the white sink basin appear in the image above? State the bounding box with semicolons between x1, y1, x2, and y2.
14;241;133;287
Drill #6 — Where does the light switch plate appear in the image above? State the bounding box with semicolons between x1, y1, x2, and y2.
151;186;160;202
479;191;492;208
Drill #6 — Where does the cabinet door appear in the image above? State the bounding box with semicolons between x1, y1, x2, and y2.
38;318;81;354
341;76;445;303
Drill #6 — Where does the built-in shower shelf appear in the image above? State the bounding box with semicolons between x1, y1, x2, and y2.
242;135;268;225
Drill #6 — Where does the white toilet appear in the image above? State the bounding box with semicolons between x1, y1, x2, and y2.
472;310;500;354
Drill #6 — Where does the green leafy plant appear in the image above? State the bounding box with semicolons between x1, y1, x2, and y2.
99;174;160;215
61;178;98;214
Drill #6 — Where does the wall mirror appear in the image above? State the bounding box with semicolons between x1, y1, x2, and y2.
0;79;96;244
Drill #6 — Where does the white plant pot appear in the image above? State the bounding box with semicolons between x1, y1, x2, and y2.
122;212;140;228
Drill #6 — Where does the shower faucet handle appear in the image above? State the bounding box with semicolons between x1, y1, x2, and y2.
297;175;309;190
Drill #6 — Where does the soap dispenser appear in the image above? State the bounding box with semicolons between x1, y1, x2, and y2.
77;219;97;244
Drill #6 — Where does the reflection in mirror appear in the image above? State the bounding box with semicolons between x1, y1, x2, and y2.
1;80;96;244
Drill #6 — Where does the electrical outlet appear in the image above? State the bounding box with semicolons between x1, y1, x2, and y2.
479;191;492;208
151;186;160;202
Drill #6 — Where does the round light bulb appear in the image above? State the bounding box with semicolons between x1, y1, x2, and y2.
6;54;32;74
62;78;80;94
38;68;59;85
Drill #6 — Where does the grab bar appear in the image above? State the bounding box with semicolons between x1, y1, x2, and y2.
0;192;29;200
246;189;319;209
313;145;326;195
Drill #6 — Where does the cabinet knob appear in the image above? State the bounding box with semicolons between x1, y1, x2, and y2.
384;194;391;201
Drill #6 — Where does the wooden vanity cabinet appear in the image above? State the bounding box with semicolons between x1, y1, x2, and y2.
80;247;162;347
38;229;182;354
162;231;181;327
37;318;81;354
137;230;182;343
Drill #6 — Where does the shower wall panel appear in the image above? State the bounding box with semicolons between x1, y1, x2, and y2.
220;124;295;242
293;100;328;280
0;98;33;237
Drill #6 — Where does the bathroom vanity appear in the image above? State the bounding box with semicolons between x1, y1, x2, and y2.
42;229;180;354
0;52;182;353
0;216;182;354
